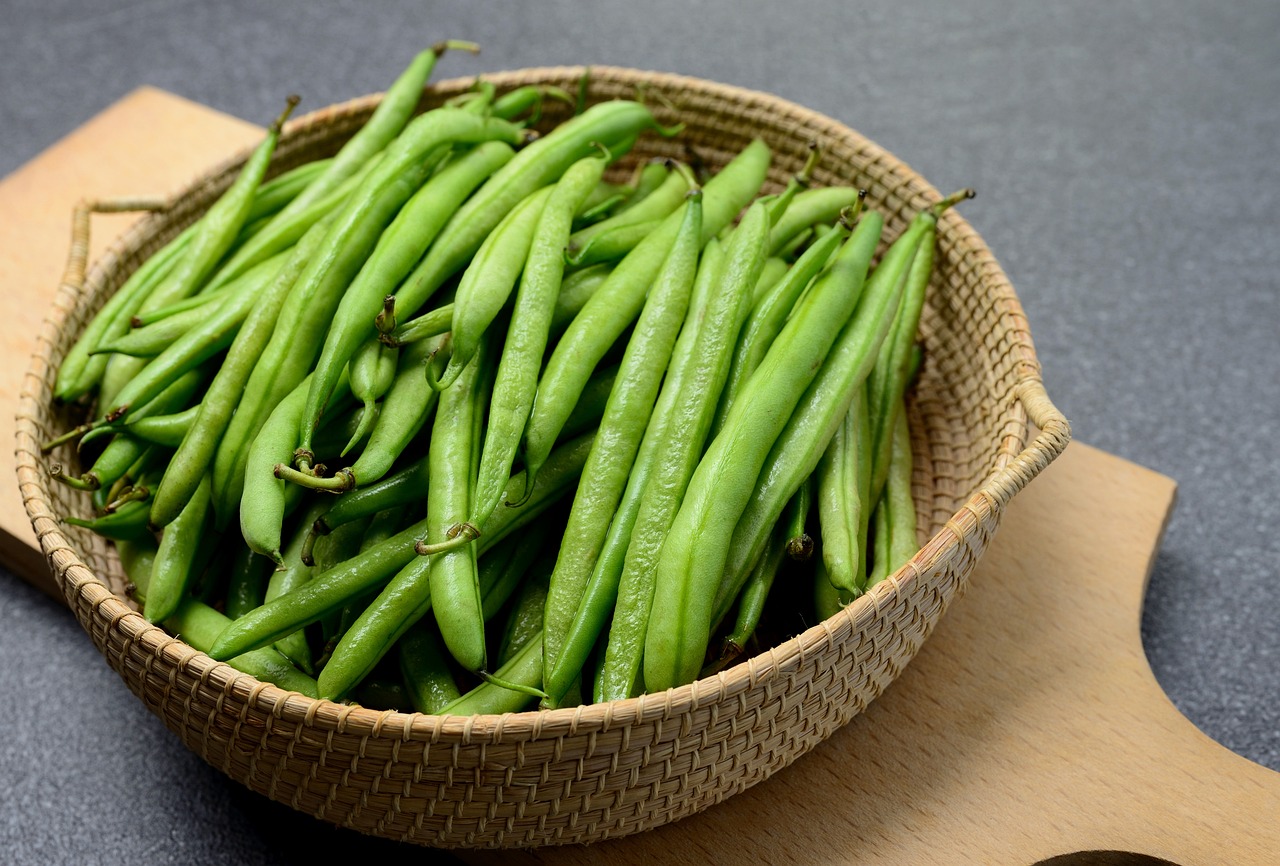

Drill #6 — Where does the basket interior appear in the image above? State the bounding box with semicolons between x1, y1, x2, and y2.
34;65;1032;655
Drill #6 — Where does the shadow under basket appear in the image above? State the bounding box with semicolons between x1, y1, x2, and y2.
16;67;1069;848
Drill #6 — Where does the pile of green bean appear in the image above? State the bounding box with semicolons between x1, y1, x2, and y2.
46;45;972;712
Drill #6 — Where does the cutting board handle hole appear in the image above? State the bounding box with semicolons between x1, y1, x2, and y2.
1033;852;1183;866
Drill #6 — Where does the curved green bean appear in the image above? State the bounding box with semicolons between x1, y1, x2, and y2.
542;187;702;700
299;140;516;460
431;185;553;391
712;213;927;627
645;211;883;692
471;151;607;528
521;138;770;490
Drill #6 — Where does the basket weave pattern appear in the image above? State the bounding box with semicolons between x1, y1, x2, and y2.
15;67;1069;847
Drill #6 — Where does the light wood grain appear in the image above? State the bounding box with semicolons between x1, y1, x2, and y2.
460;443;1278;865
0;87;260;596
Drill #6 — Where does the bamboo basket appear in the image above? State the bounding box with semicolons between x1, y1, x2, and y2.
15;67;1070;848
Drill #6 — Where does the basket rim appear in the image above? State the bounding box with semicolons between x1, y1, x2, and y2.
14;65;1069;739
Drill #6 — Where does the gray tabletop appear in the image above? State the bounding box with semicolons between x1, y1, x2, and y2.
2;1;1277;863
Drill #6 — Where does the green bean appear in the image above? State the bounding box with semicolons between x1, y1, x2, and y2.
398;623;461;713
549;263;612;334
239;158;332;224
389;100;662;325
623;159;670;205
491;84;568;126
575;192;628;228
55;227;192;402
471;152;608;528
563;218;661;267
560;364;617;441
209;517;425;661
317;507;545;700
541;187;702;700
62;158;322;392
102;481;152;519
301;141;517;459
67;351;201;451
865;496;892;589
645;211;884;692
870;404;921;588
93;251;287;358
51;367;206;491
387;302;453;347
906;343;924;388
590;215;757;703
812;555;843;621
105;446;156;500
63;498;152;542
143;227;332;529
167;599;318;697
225;542;271;620
567;163;689;254
767;186;863;256
206;152;385;292
120;404;197;445
345;336;398;456
280;42;473;216
127;283;232;329
437;630;543;715
784;475;815;562
215;110;523;517
712;214;925;628
724;506;791;658
99;244;303;428
431;186;555;391
816;384;873;593
563;240;725;699
320;517;407;656
481;530;547;621
314;514;377;645
57;157;319;400
282;335;446;495
208;431;596;662
867;190;971;507
98;354;145;414
522;139;771;490
121;539;318;696
141;98;298;317
709;217;852;441
424;330;492;672
300;366;606;562
302;457;428;566
558;240;725;704
265;499;330;672
311;403;373;464
144;474;212;623
241;371;351;563
751;256;789;306
496;554;552;666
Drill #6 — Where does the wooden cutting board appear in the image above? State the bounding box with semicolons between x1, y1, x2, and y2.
0;87;260;598
460;443;1279;865
5;92;1276;864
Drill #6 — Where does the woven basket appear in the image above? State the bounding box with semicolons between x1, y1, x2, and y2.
16;67;1069;848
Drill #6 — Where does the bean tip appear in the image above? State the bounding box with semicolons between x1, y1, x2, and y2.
433;39;481;56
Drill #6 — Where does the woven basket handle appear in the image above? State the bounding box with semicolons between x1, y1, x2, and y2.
60;197;171;299
985;375;1071;508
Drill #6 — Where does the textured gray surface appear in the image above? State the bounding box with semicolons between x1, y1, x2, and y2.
2;1;1277;862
